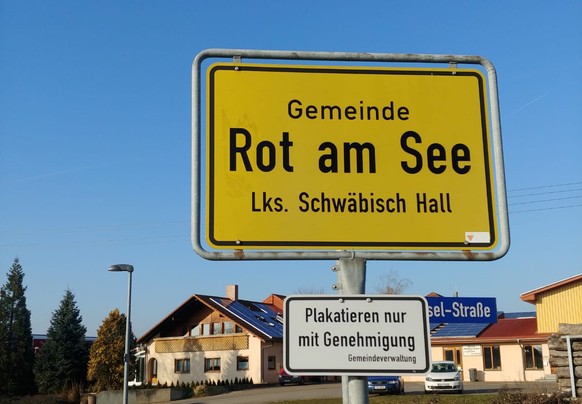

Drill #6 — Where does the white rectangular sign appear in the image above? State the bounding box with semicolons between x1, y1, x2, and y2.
463;345;482;356
284;295;431;375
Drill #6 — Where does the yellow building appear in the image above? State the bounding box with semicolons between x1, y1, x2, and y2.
520;273;582;334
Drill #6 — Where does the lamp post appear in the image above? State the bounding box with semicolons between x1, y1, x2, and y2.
108;264;134;404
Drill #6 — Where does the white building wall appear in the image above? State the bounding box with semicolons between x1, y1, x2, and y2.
403;343;550;383
145;336;283;386
246;335;264;384
261;342;283;383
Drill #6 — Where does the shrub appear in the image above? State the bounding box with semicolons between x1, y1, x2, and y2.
492;387;573;404
194;385;207;397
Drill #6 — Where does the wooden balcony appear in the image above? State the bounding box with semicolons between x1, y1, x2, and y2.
155;334;249;353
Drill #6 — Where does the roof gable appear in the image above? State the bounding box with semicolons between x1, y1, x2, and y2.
197;295;283;340
263;294;285;312
137;296;212;343
137;293;284;344
520;273;582;303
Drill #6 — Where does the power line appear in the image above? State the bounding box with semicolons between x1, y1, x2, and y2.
509;195;582;206
509;203;582;214
507;181;582;193
508;188;582;199
506;180;582;214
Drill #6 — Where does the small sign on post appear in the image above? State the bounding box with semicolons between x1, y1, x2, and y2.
284;295;431;375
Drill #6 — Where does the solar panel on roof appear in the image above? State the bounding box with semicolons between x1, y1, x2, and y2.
239;301;267;312
431;322;490;338
211;297;284;339
251;302;277;313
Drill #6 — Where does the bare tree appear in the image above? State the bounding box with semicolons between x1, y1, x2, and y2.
375;270;412;295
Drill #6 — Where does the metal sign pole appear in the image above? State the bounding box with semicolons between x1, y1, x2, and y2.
335;257;369;404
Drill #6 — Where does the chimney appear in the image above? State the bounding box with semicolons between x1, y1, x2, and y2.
226;284;238;301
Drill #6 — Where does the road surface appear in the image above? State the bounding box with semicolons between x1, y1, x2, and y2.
167;380;559;404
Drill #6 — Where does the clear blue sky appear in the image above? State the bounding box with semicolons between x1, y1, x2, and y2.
1;1;580;337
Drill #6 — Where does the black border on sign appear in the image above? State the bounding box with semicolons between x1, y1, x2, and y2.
283;295;431;375
207;64;495;250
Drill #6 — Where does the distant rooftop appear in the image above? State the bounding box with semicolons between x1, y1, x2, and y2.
430;311;538;340
500;311;536;319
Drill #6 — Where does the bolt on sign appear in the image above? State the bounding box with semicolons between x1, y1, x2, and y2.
194;50;508;258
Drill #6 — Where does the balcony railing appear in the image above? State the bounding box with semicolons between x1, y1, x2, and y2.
155;334;249;353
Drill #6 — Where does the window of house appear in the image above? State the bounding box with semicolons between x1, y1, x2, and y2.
192;322;238;336
135;356;145;383
237;356;249;370
524;344;544;369
204;357;221;372
443;347;462;367
175;358;190;373
483;345;501;370
267;355;276;370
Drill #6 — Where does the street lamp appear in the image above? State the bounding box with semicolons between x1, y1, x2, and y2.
108;264;134;404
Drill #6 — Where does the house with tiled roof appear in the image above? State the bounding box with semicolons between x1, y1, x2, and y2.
405;275;582;383
409;311;552;383
135;285;284;386
401;289;554;383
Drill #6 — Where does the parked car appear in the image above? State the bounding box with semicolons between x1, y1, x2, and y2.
278;368;321;385
424;361;463;393
367;375;404;395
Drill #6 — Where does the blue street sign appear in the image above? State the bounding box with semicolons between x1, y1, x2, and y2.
426;297;497;323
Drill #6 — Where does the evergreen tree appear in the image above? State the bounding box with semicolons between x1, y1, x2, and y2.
33;289;89;394
87;308;136;392
0;258;35;395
